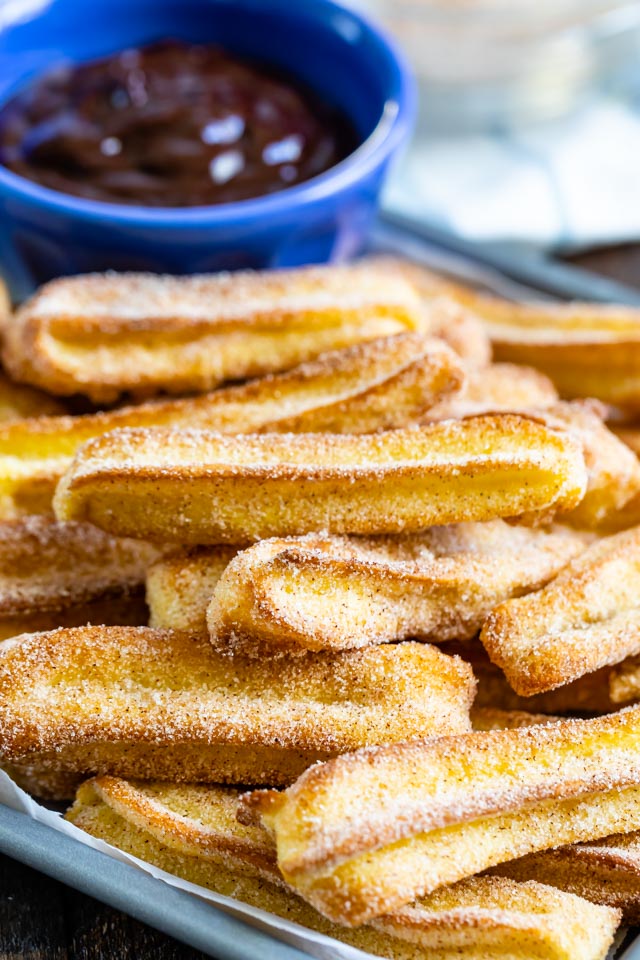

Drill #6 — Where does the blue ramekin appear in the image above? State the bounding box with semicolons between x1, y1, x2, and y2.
0;0;415;301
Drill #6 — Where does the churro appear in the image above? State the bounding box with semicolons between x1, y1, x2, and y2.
205;522;584;655
396;265;640;411
0;627;474;797
492;833;640;924
470;650;622;715
0;373;65;421
419;297;492;371
481;526;640;696
2;263;428;402
425;362;558;419
147;547;237;635
537;401;640;530
0;517;158;639
370;257;492;369
474;297;640;412
241;706;640;924
470;707;561;730
66;776;620;960
430;399;640;531
53;414;588;544
609;655;640;705
0;333;461;518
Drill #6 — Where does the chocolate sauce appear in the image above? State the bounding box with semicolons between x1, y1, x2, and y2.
0;40;359;206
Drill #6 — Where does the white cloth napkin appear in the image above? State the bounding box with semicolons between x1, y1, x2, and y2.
384;97;640;252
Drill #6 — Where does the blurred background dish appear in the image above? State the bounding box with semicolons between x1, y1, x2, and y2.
353;0;640;132
0;0;415;301
351;0;640;255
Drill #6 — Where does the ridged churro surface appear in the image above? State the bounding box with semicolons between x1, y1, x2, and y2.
376;262;640;410
0;627;474;795
481;526;640;696
53;415;588;544
3;264;426;401
147;547;237;635
470;651;623;715
425;362;558;420
0;373;65;421
242;706;640;923
0;517;159;616
0;334;461;518
493;831;640;923
66;777;620;960
205;522;585;655
477;297;640;411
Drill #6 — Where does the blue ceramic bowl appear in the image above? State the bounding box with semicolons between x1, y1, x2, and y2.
0;0;415;300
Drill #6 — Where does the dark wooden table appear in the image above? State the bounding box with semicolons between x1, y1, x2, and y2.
2;242;640;960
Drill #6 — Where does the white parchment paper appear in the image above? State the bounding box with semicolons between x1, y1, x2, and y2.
0;768;382;960
0;238;632;960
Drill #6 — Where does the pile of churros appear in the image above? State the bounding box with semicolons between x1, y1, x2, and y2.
5;256;640;958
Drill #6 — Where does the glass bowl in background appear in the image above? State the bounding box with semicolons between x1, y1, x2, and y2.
352;0;640;133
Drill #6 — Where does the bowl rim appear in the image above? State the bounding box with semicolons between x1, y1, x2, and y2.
0;0;416;225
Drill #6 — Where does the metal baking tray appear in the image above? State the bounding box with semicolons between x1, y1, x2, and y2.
2;213;640;960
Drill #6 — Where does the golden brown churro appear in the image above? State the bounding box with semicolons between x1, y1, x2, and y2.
481;526;640;696
609;655;640;705
394;258;640;412
425;362;558;420
241;706;640;925
205;523;584;655
470;652;622;716
0;627;474;798
430;399;640;531
474;297;640;412
470;707;561;731
66;776;620;960
0;517;158;639
53;414;588;544
537;401;640;530
0;334;462;518
147;547;238;635
2;264;428;402
420;297;492;371
0;373;66;421
492;832;640;924
369;257;492;369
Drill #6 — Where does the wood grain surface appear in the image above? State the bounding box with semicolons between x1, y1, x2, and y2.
0;853;207;959
1;245;639;959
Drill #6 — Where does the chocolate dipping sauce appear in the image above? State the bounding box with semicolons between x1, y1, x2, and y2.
0;40;359;206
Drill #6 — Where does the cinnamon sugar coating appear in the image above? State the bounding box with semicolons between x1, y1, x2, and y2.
2;263;427;402
535;401;640;530
0;373;65;421
425;362;558;419
469;649;623;715
205;523;584;655
0;517;156;639
53;415;588;544
470;707;562;730
481;526;640;696
492;831;640;923
0;626;474;797
147;547;238;636
386;255;640;412
242;706;640;924
367;257;492;370
65;777;620;960
0;517;159;616
0;334;462;518
476;296;640;412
